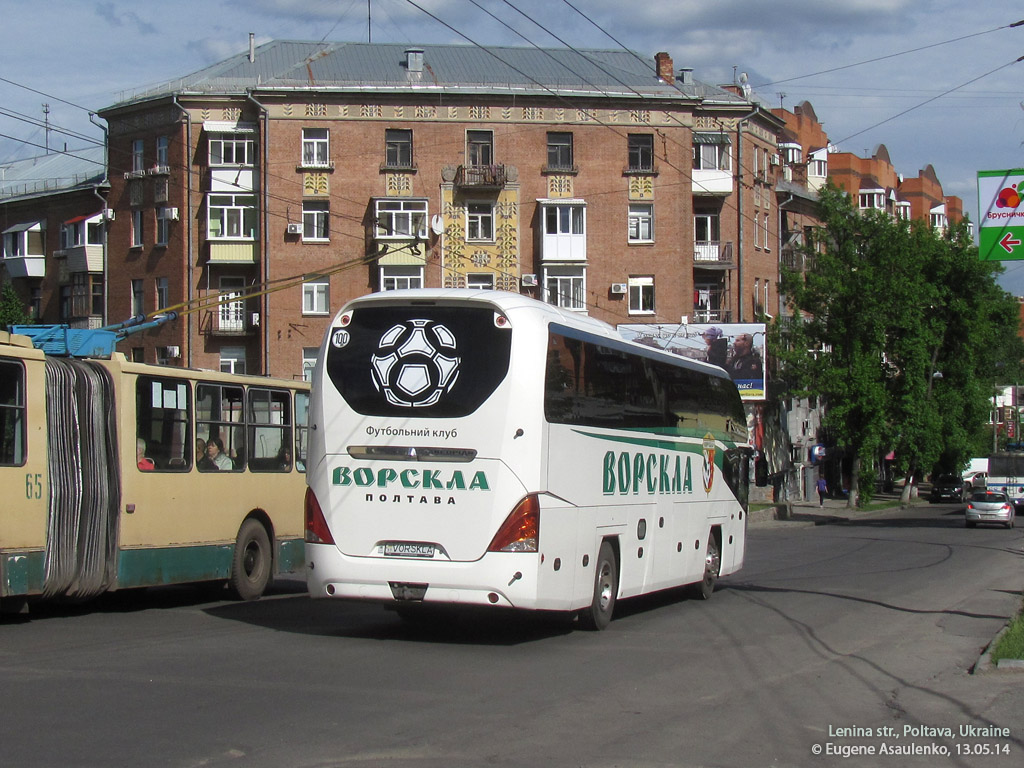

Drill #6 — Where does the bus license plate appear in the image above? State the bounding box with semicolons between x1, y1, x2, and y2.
381;542;435;558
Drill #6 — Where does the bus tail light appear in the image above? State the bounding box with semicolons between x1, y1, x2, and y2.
487;494;539;553
304;488;335;545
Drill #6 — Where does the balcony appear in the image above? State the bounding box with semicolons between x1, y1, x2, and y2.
693;241;734;268
692;307;733;323
2;255;45;279
455;164;507;189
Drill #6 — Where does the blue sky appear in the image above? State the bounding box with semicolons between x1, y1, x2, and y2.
3;0;1023;287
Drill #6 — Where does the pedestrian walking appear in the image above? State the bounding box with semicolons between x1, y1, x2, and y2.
816;476;828;507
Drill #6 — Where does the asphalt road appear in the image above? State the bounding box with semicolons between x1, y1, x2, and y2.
2;502;1022;768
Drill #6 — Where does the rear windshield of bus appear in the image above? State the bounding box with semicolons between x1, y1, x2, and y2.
325;304;512;418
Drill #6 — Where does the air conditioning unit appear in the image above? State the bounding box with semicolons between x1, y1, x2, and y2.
286;223;302;235
250;312;260;327
770;154;780;166
164;346;180;358
167;207;179;221
610;283;628;295
101;209;115;222
521;274;538;287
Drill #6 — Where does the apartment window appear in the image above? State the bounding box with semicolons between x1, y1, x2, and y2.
131;139;144;173
302;201;329;241
301;128;329;167
628;204;654;243
547;132;573;170
380;265;423;291
59;284;72;322
385;129;413;168
302;347;319;382
754;213;760;248
219;277;245;333
375;198;427;239
209;134;254;166
467;130;493;166
544;204;584;236
208;194;256;239
693;143;730;171
61;214;103;248
131;209;144;248
219;346;246;375
131;279;144;317
762;213;771;252
859;191;885;210
155;277;169;312
545;266;586;311
156;207;171;246
467;202;494;241
466;273;495;290
156;136;169;168
71;274;102;318
302;279;330;315
627;134;654;172
628;276;655;315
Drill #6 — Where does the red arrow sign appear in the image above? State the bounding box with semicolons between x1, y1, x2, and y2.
1000;232;1022;253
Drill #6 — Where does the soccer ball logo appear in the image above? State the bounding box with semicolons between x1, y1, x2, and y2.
370;319;460;407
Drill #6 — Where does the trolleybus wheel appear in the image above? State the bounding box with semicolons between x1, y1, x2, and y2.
691;532;721;600
580;541;618;631
230;519;272;600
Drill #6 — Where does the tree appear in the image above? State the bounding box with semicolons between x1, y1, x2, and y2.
774;183;1024;507
0;282;31;328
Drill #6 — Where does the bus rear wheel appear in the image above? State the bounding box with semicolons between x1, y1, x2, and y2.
230;519;272;600
690;532;721;600
579;541;618;631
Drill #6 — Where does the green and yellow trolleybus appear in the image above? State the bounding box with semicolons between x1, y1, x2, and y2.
0;326;309;614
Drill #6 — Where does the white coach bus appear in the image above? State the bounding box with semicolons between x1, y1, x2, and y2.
304;290;751;629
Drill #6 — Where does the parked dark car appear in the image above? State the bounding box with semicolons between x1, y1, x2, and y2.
929;473;967;503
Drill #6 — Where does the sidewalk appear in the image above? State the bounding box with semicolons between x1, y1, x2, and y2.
748;488;915;528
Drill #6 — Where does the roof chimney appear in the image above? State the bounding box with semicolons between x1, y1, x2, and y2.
655;52;674;84
248;33;255;63
679;67;694;86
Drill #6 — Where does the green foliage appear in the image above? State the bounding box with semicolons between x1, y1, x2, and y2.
0;282;31;329
773;183;1024;504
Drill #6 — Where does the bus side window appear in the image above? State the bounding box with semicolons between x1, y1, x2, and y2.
196;383;244;472
247;386;292;472
135;376;191;471
0;359;26;466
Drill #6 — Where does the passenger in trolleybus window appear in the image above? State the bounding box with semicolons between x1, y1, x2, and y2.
136;438;155;471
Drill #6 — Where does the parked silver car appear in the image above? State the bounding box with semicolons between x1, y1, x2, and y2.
965;490;1016;529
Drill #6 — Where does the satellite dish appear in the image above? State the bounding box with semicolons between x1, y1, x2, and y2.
738;72;748;84
430;214;444;236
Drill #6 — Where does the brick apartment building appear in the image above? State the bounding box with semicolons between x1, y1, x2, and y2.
91;40;783;378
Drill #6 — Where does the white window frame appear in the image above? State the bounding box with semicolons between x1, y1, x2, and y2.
207;194;256;240
762;213;771;252
155;277;169;312
694;143;731;171
544;266;586;312
131;139;144;173
302;128;330;167
628;276;655;315
131;209;144;248
302;201;329;241
156;136;169;168
466;273;495;290
130;278;144;317
219;345;247;375
380;265;424;291
302;279;330;316
208;134;254;166
466;202;494;242
218;277;245;333
628;203;653;243
302;347;319;382
156;208;170;246
375;199;427;239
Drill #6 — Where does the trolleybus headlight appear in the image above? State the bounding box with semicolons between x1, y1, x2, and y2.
304;488;336;545
487;494;539;553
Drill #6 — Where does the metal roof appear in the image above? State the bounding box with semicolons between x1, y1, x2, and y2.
0;145;107;203
106;40;745;108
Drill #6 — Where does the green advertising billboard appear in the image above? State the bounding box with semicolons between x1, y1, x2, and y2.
978;169;1024;261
